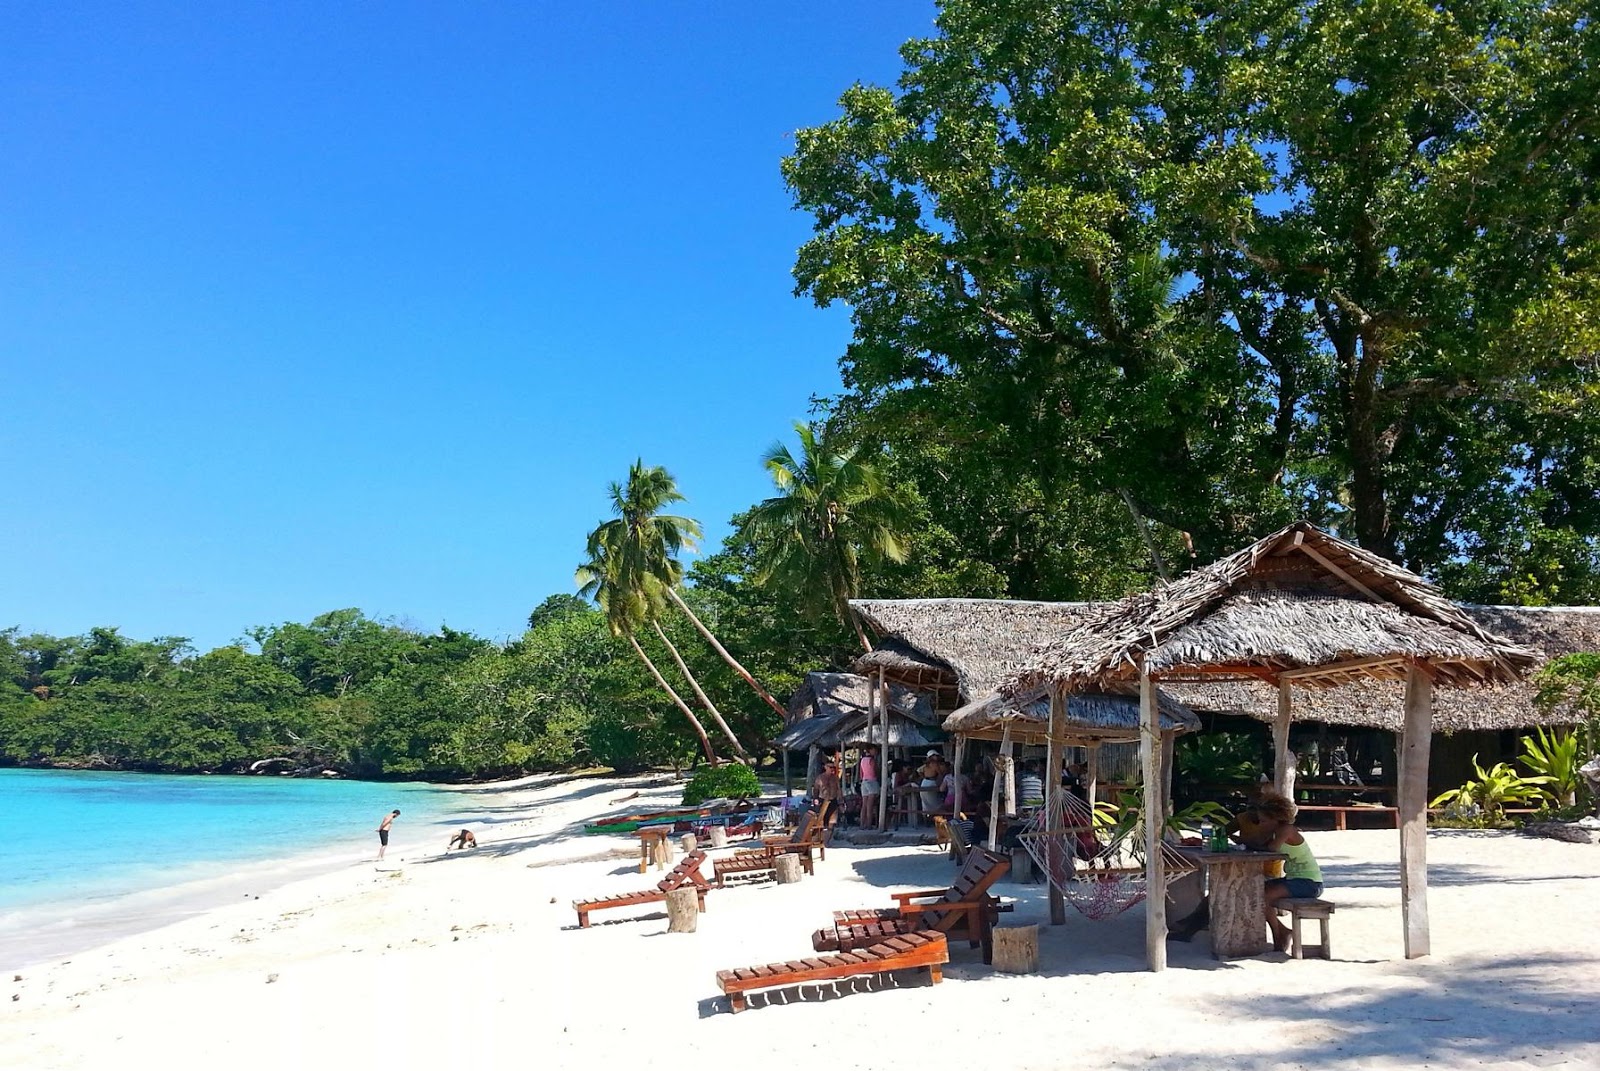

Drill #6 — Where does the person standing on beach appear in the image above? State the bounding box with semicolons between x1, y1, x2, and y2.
376;809;400;860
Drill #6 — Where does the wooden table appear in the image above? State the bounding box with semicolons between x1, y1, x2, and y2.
637;825;674;872
1177;848;1287;958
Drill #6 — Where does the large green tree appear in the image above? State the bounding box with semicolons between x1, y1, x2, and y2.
785;0;1599;578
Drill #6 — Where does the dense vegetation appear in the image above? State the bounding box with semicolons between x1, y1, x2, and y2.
5;0;1597;778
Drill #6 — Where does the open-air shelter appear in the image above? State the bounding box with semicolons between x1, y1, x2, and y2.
775;671;941;796
999;522;1542;971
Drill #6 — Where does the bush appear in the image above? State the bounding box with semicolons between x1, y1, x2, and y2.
682;762;760;805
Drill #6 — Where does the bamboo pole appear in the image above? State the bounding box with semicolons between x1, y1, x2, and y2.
1140;671;1166;971
952;734;968;818
1047;691;1066;926
1400;665;1433;959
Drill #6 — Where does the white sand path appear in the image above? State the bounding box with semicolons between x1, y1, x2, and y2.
3;772;1597;1071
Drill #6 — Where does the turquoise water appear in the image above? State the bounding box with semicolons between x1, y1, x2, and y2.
0;768;466;968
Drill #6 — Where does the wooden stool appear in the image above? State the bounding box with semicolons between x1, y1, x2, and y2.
1275;898;1335;959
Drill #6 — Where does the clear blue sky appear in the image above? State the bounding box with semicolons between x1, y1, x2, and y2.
0;2;935;652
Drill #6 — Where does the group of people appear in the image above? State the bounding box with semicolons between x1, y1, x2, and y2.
372;809;480;861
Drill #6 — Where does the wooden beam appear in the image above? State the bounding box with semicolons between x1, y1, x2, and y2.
877;670;890;829
1399;665;1433;959
1277;654;1405;681
1295;543;1383;602
1140;671;1166;971
952;733;968;819
1273;678;1294;797
1047;690;1066;926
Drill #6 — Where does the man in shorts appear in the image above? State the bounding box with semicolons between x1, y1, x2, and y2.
377;809;400;860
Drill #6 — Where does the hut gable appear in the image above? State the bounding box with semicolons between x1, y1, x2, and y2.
1002;523;1543;696
776;672;941;750
849;598;1095;705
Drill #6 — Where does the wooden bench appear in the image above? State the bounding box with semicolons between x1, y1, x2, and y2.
811;847;1011;964
574;850;709;928
1294;804;1398;831
716;931;948;1013
1274;897;1335;959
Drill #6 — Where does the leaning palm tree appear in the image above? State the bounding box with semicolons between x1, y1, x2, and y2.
740;422;914;652
575;548;718;766
589;461;780;753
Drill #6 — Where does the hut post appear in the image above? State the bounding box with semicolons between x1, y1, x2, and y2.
877;669;891;830
1085;744;1100;809
783;747;792;798
988;722;1011;852
1161;730;1176;815
1273;679;1295;798
1400;664;1434;959
1047;690;1067;926
952;733;967;817
1140;670;1166;971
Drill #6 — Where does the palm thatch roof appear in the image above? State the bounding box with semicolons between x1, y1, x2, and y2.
943;688;1201;746
849;598;1095;706
775;672;942;750
1001;523;1542;697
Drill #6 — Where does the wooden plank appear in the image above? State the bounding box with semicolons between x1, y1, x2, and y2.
1295;543;1383;602
1400;665;1433;959
1141;670;1166;972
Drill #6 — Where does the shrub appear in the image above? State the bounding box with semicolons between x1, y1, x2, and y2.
682;762;760;805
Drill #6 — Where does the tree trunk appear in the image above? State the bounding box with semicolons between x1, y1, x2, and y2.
1344;330;1396;557
773;853;804;884
663;586;788;719
626;633;717;765
650;619;751;764
665;887;699;933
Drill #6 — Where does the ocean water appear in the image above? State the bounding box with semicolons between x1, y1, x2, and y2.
0;768;465;969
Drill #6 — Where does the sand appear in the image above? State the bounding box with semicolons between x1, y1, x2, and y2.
3;772;1597;1071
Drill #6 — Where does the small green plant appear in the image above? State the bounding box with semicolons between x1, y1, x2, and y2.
681;762;760;805
1431;756;1553;824
1519;727;1585;809
1175;733;1261;790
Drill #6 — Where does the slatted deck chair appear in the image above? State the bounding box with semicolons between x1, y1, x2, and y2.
716;931;948;1014
714;811;826;887
573;850;710;928
811;847;1011;964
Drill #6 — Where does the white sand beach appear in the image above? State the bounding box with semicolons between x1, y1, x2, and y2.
4;773;1597;1071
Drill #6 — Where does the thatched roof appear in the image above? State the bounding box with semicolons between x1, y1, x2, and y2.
944;688;1201;746
1002;523;1542;696
1167;605;1600;732
775;672;941;750
849;598;1094;705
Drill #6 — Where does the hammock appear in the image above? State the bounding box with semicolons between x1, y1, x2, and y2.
1018;791;1196;921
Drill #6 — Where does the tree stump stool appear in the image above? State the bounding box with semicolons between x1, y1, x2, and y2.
680;833;699;854
773;854;804;884
708;825;728;849
665;887;699;933
992;925;1039;974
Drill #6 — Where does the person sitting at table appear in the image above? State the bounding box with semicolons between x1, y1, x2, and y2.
1255;791;1324;953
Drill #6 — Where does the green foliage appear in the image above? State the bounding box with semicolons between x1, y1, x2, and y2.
1431;756;1554;824
1519;728;1587;809
681;762;761;805
1175;733;1262;792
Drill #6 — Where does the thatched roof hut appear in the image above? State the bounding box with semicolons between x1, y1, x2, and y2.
1001;523;1541;697
776;672;942;751
849;598;1094;708
943;689;1201;745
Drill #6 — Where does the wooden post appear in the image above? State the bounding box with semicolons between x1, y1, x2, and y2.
1274;679;1295;797
708;825;728;849
783;747;792;798
991;925;1039;974
1086;744;1100;809
773;854;804;884
1047;690;1066;926
952;734;968;817
1400;665;1433;959
988;723;1012;851
1140;671;1166;971
665;887;699;933
877;670;891;831
651;833;672;871
1161;730;1176;816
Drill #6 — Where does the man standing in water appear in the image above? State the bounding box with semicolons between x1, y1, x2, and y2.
377;809;400;860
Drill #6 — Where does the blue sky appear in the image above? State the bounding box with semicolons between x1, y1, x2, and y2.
0;2;936;652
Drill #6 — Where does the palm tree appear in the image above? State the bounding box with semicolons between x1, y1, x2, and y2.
575;548;717;766
586;461;755;762
741;422;914;652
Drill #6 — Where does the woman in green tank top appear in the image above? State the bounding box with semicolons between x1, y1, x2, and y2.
1256;792;1324;953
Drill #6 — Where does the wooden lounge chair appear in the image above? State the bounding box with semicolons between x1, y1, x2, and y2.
573;850;709;928
811;847;1011;963
716;930;948;1014
713;812;827;887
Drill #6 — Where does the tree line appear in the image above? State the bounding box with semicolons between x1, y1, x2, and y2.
4;0;1596;776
